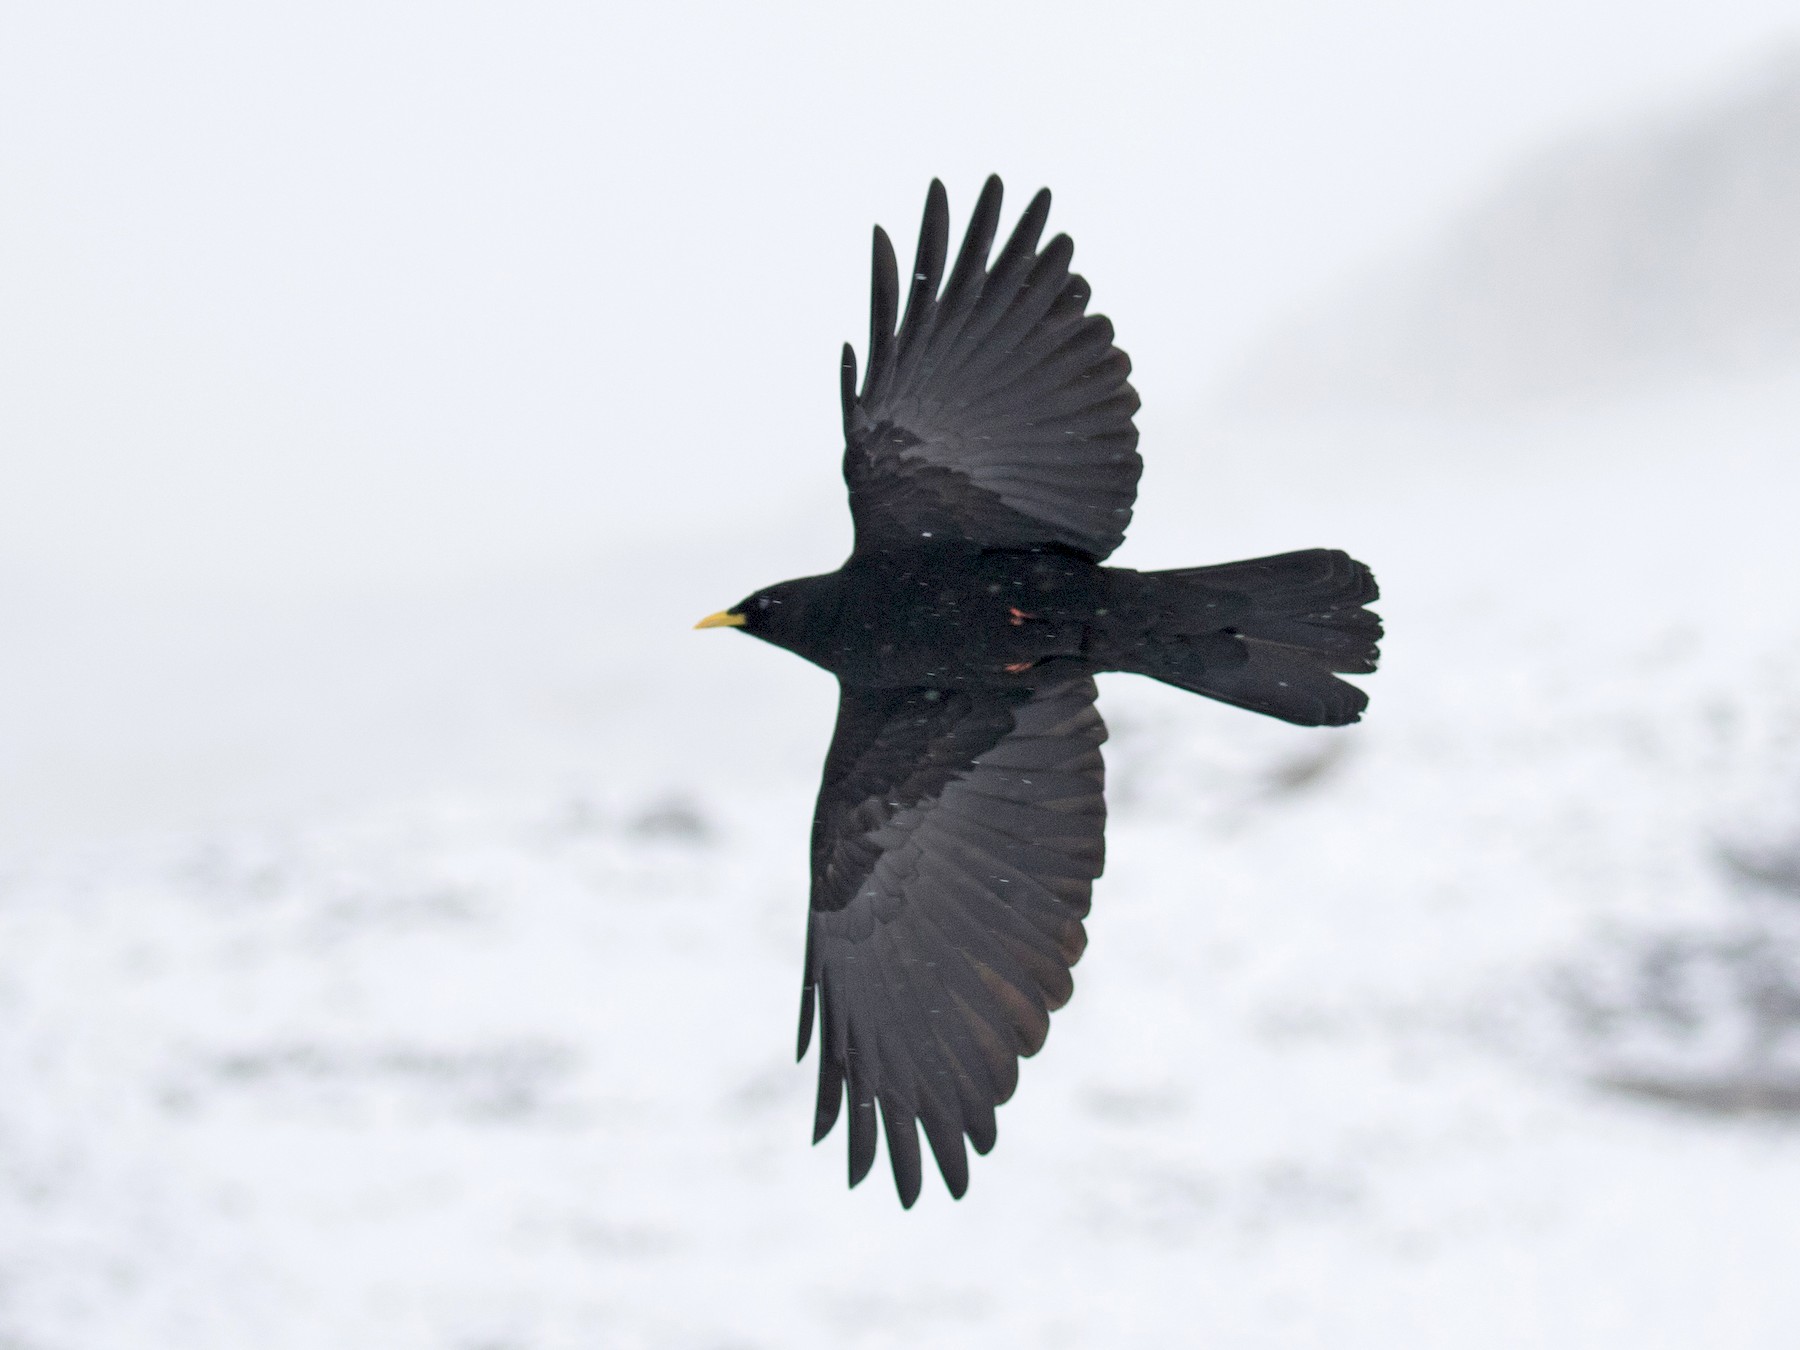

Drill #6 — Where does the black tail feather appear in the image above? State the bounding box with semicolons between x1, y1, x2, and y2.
1116;549;1381;727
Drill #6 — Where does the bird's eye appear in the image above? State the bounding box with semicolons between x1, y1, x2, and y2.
758;596;772;610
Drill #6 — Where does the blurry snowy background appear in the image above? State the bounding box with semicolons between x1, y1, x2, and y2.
6;2;1800;1345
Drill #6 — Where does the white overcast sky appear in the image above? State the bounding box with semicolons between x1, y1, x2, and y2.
4;1;1798;599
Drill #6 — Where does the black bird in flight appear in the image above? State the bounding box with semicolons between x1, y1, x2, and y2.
697;177;1380;1207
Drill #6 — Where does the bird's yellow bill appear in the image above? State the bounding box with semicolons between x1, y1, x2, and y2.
694;610;746;630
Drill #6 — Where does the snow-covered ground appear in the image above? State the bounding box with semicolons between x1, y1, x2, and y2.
5;365;1800;1348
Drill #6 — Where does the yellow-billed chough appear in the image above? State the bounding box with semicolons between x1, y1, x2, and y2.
697;177;1380;1207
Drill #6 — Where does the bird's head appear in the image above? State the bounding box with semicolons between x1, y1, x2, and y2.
694;574;840;660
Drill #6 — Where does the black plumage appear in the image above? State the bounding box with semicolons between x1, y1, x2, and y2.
697;177;1381;1207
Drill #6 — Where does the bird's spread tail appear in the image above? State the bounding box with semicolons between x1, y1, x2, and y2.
1114;549;1381;726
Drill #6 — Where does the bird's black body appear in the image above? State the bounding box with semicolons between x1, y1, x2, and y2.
738;544;1376;725
700;177;1381;1207
738;546;1098;686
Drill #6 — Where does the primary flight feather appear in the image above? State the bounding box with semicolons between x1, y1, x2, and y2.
697;177;1381;1206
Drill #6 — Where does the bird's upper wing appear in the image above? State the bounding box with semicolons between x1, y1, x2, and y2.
798;670;1107;1205
840;177;1142;563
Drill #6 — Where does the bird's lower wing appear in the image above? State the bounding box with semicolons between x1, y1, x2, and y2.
800;672;1107;1206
